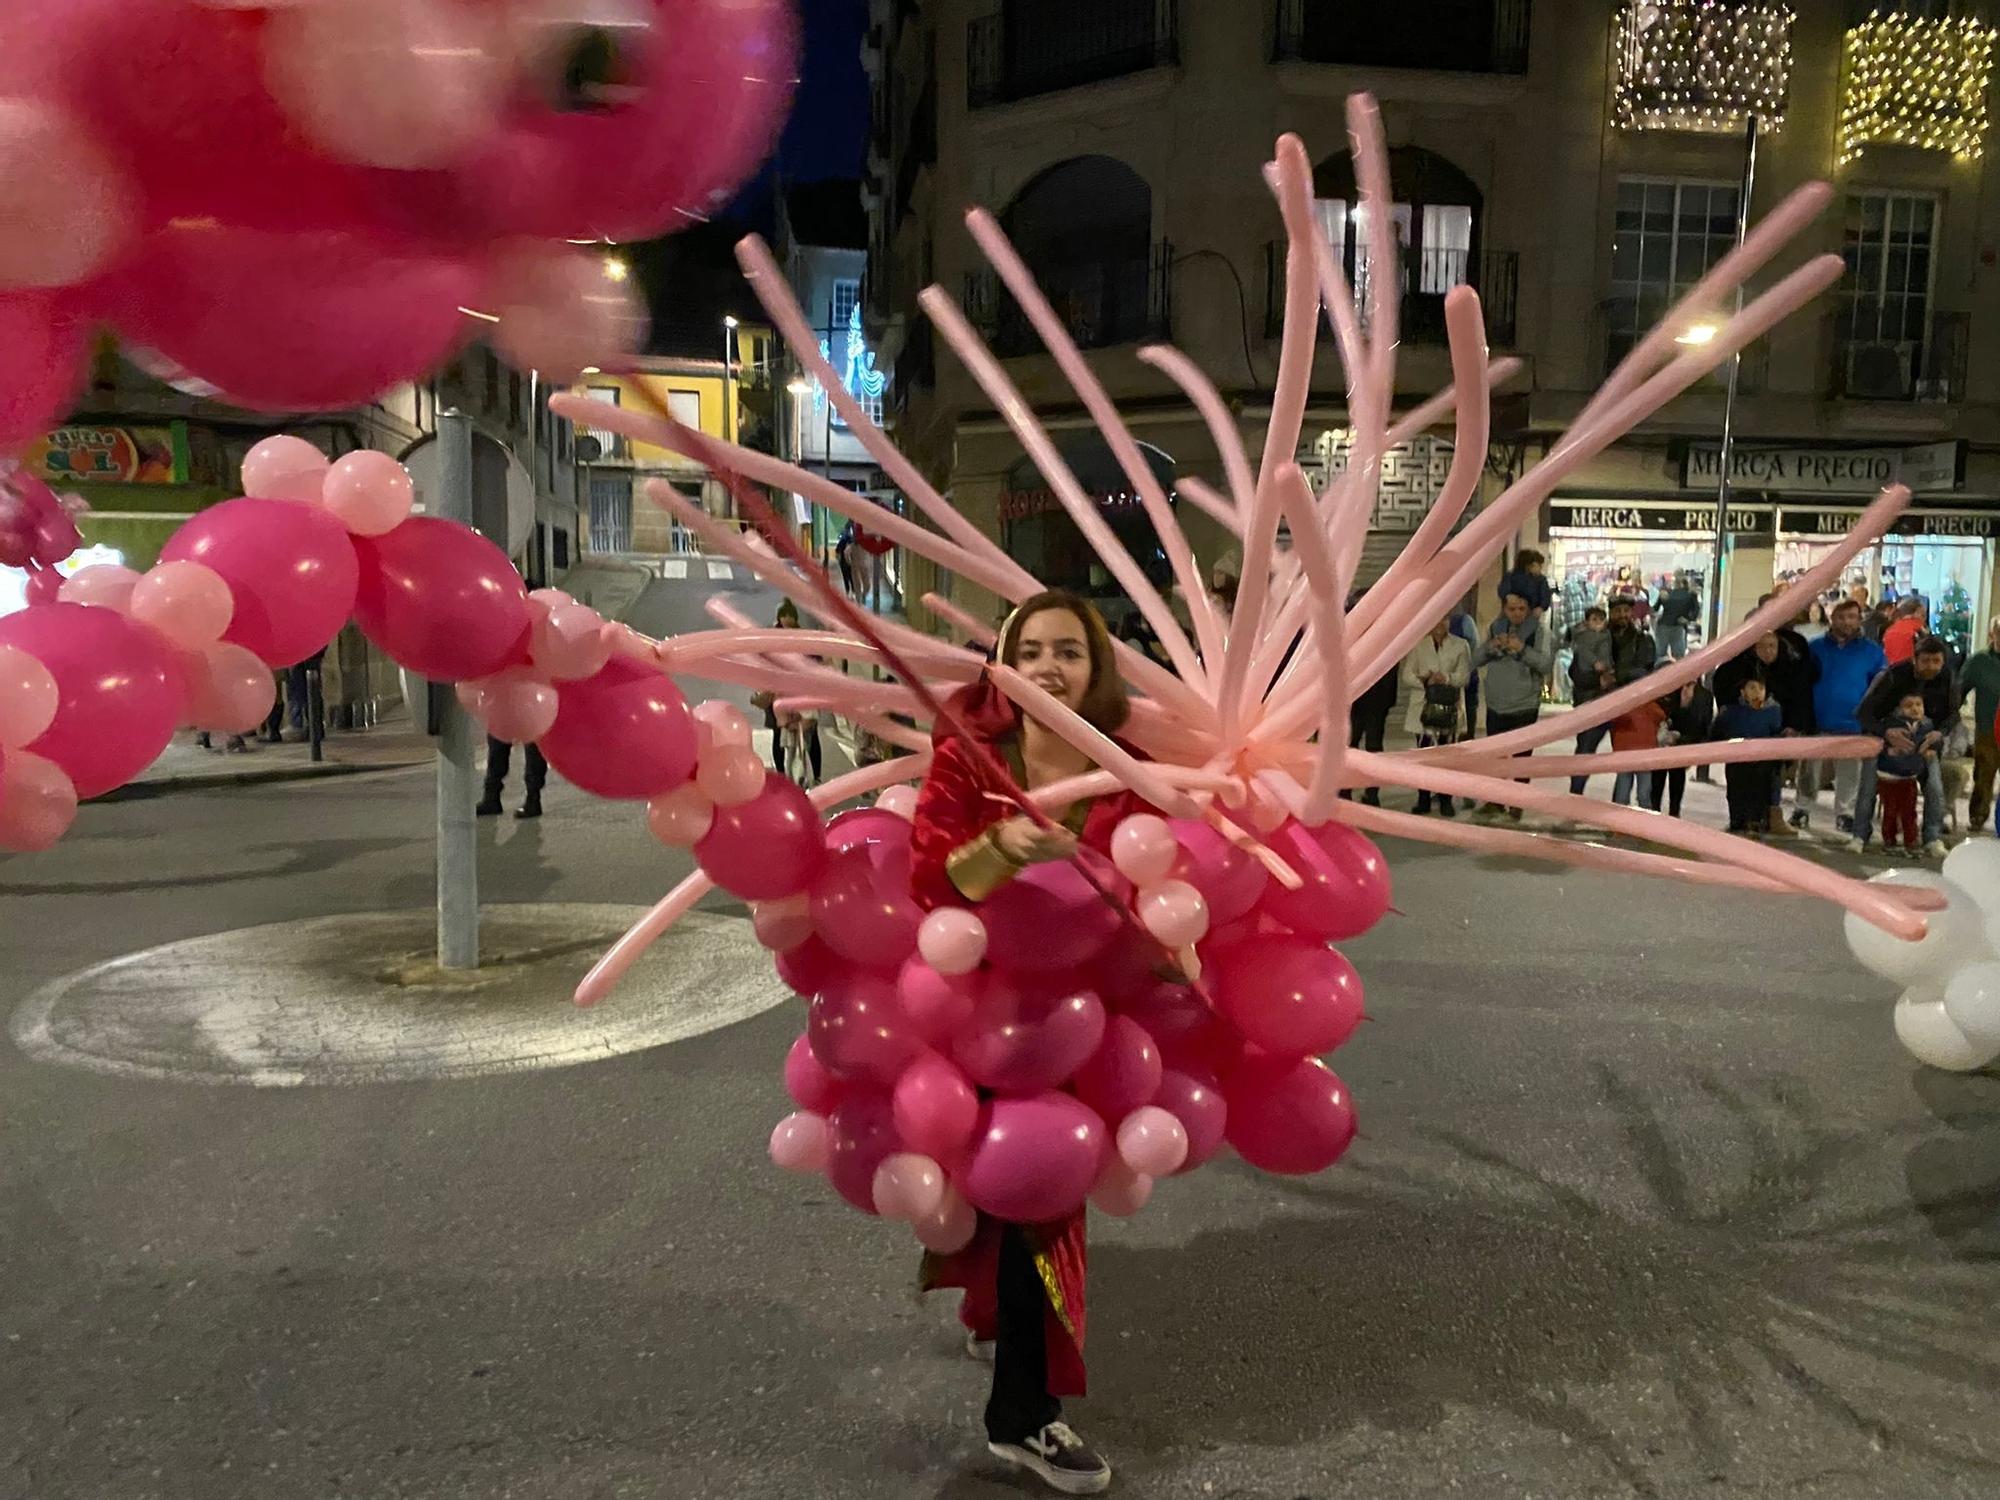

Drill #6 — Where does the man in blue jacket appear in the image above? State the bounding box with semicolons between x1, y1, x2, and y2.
1801;598;1887;836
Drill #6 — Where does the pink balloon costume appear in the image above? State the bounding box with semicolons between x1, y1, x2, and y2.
0;1;1984;1469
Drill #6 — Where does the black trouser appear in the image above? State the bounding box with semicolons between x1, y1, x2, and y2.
985;1225;1060;1444
772;722;823;783
1646;766;1688;817
1344;701;1391;797
1725;763;1775;829
483;738;547;799
1484;707;1540;786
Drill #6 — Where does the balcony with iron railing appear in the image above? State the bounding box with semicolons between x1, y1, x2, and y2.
964;244;1174;357
1274;0;1531;74
1264;243;1518;347
1832;311;1970;404
967;0;1179;110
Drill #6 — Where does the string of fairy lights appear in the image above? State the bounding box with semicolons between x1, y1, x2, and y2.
1614;0;1795;134
1837;12;1998;167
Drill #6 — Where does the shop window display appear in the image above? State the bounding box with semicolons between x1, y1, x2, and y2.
1546;529;1713;701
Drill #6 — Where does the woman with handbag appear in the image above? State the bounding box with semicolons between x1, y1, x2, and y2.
1402;615;1472;817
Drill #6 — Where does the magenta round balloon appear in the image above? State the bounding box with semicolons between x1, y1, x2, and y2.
1071;1014;1164;1123
952;980;1106;1095
696;772;824;900
1225;1056;1356;1175
978;850;1128;974
826;1090;902;1216
892;1052;981;1164
460;0;800;243
1257;820;1393;942
159;497;359;668
774;935;844;1000
108;223;478;412
783;1033;843;1115
810;837;922;971
1153;1068;1228;1174
823;805;908;851
0;602;182;798
807;971;922;1087
1212;934;1365;1058
1167;817;1270;925
960;1092;1107;1224
349;515;532;682
539;657;699;800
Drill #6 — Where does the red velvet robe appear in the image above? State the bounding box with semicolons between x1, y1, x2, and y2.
907;682;1154;1398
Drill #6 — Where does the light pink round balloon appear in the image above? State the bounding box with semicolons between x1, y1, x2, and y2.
0;644;60;748
57;564;140;612
752;894;814;953
182;642;277;733
0;99;134;288
476;669;558;744
239;435;330;504
914;1186;978;1254
0;749;78;852
871;1152;947;1222
130;561;234;648
647;783;714;847
262;0;507;170
768;1112;830;1174
697;744;766;808
1112;813;1177;884
1137;878;1209;948
917;908;987;975
1117;1105;1190;1177
531;601;611;682
489;244;650;382
1090;1159;1154;1217
321;450;415;537
692;700;753;749
875;784;918;819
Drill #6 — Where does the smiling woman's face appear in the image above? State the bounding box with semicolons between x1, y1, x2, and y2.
1010;607;1092;711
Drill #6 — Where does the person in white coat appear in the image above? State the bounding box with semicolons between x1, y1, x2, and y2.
1402;615;1473;817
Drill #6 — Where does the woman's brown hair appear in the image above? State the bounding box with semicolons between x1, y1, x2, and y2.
996;589;1130;734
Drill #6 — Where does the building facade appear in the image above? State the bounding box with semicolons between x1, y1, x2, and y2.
865;0;2000;655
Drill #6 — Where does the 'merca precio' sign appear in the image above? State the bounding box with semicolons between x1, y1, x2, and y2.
1548;503;1770;533
1683;440;1961;495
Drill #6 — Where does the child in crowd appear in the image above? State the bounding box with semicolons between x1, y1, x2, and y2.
1497;548;1553;621
1875;690;1943;855
1714;675;1785;836
1608;695;1666;806
1565;604;1610;705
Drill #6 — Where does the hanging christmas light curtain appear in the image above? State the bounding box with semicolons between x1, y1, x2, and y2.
1838;11;1998;168
1614;0;1795;134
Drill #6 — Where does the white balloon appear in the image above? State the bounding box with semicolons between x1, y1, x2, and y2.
1942;959;2000;1049
1942;840;2000;917
1843;869;1986;987
1894;990;2000;1073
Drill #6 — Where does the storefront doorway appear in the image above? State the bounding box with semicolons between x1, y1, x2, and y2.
998;437;1178;633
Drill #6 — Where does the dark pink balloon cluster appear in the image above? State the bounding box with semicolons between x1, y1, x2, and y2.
752;802;1391;1250
0;467;84;602
0;434;708;850
0;0;798;445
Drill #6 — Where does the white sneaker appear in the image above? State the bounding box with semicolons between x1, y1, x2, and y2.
988;1421;1111;1495
965;1332;994;1363
1845;836;1867;854
1923;840;1949;860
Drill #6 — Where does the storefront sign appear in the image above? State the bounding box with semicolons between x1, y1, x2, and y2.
27;425;185;485
1683;441;1962;495
998;486;1150;523
1780;507;2000;539
1548;502;1770;533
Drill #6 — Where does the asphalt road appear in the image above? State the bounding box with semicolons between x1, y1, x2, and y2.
1;763;1996;1500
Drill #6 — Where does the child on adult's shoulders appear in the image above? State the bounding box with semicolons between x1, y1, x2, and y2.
1497;547;1553;619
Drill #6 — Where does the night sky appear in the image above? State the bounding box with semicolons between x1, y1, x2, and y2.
725;0;871;230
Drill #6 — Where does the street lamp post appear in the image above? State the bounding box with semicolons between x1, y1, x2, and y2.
722;316;739;524
1705;112;1759;645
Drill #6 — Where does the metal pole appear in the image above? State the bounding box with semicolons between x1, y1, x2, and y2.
1708;112;1758;646
435;408;479;970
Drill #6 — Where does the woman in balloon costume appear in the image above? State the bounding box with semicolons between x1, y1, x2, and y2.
908;590;1155;1495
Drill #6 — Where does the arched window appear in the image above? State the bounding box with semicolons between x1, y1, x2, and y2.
975;156;1166;354
1312;147;1484;337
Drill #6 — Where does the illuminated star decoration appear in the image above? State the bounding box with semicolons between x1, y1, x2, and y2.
554;91;1939;1008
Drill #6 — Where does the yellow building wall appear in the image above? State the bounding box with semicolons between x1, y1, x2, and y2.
570;326;773;467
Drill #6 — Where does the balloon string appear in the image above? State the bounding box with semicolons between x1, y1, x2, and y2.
621;382;1215;1003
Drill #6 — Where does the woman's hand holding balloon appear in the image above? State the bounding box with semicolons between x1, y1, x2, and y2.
992;816;1077;866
